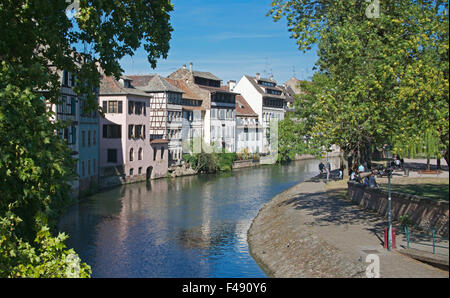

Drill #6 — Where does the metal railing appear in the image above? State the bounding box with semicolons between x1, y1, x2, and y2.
404;226;449;255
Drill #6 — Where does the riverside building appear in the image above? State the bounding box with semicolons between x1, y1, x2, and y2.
99;75;168;188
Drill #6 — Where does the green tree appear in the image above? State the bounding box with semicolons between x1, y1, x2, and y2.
269;0;449;168
1;0;173;277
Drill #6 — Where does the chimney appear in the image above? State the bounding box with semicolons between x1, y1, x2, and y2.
189;62;193;73
227;80;236;92
182;64;186;70
256;73;260;80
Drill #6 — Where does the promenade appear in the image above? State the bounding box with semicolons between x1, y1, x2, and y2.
248;175;449;278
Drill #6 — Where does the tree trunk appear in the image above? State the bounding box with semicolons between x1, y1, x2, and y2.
427;158;431;171
444;147;449;167
437;158;441;170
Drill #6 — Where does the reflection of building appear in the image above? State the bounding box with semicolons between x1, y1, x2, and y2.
99;75;168;188
234;74;288;154
169;63;237;152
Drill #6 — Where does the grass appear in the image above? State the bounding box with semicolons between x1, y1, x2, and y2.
378;178;449;201
324;176;449;202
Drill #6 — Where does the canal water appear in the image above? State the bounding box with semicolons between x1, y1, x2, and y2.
59;159;336;278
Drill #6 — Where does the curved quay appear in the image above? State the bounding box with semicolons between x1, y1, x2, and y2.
247;177;449;278
247;177;368;278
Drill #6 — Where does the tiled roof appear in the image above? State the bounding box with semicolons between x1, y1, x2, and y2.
126;75;183;93
244;75;288;101
192;70;221;81
198;85;237;94
236;95;258;117
165;78;202;101
279;85;295;103
99;76;150;97
126;75;155;87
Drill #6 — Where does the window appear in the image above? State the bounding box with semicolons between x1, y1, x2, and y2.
138;167;142;175
88;131;91;147
88;160;91;176
153;148;157;161
82;131;85;147
135;102;142;115
128;125;134;139
93;159;96;174
265;89;282;96
69;73;75;87
103;100;123;113
81;161;85;177
63;71;69;86
71;97;76;115
129;148;134;162
128;101;135;114
93;130;96;146
161;147;165;160
258;80;276;88
103;125;121;139
129;168;134;176
107;149;118;163
138;148;143;160
135;125;142;138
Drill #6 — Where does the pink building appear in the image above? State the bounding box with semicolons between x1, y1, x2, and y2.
99;75;168;188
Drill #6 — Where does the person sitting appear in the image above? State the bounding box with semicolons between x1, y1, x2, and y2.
358;164;365;173
369;173;379;188
363;176;369;186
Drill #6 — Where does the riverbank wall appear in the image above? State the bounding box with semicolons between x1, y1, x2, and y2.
347;181;449;236
247;179;366;278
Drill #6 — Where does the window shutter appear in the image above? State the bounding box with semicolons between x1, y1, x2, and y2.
72;126;77;145
103;125;108;138
71;98;76;115
103;101;107;112
118;101;123;113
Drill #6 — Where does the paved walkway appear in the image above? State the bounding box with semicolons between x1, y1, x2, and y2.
248;179;448;278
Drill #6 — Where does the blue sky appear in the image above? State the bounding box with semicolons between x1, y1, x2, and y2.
120;0;319;84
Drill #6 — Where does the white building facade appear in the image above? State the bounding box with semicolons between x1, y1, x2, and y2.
233;74;287;154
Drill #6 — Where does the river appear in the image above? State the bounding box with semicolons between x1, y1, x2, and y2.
59;158;338;277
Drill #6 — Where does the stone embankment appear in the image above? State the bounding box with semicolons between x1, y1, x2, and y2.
248;177;448;278
248;179;366;278
168;164;197;178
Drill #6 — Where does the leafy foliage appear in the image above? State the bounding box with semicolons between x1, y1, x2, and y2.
270;0;449;167
1;0;173;277
0;211;91;278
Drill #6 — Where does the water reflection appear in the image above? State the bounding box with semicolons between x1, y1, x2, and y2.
59;158;335;277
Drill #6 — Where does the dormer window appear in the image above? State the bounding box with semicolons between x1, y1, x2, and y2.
258;80;276;88
265;89;282;96
124;80;131;88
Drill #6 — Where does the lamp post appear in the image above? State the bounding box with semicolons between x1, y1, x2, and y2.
385;145;393;251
